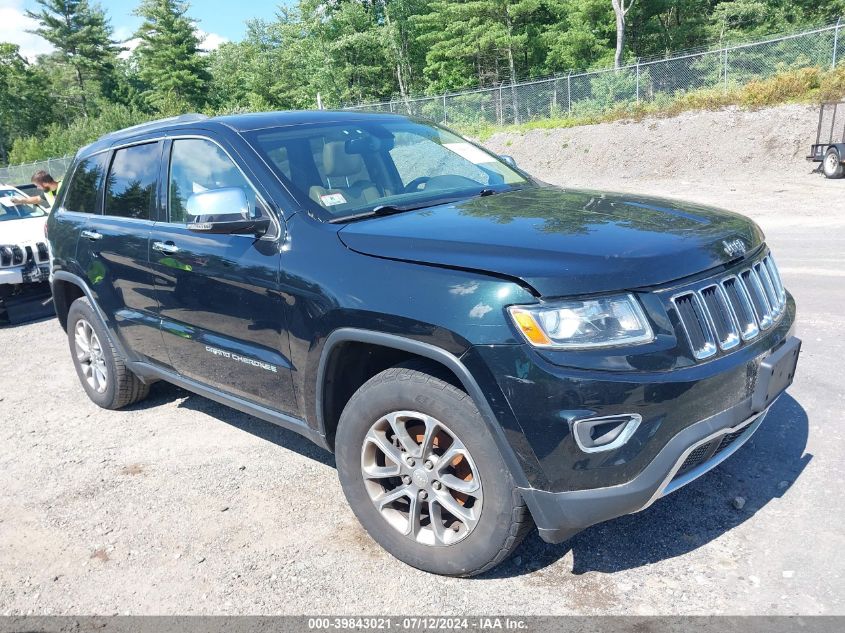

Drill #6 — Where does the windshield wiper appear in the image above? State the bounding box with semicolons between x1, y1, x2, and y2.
328;196;467;224
327;187;519;224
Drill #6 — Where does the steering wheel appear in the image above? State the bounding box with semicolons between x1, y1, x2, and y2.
403;176;431;193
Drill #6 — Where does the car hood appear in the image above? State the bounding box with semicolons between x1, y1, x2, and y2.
337;186;765;297
0;216;47;246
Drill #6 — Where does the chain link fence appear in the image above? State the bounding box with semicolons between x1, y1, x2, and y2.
0;156;74;186
346;20;845;127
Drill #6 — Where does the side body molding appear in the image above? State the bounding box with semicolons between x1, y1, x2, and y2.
316;328;532;489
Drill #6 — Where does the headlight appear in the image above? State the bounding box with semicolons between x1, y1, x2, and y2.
508;294;654;349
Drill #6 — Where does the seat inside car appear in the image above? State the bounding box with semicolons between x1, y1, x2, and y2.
309;141;381;209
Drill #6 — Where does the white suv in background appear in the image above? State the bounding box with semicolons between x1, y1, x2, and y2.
0;185;52;323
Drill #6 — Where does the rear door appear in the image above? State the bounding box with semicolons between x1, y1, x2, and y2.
74;141;171;366
49;154;109;276
149;136;297;415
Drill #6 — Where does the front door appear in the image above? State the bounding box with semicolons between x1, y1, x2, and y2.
149;137;297;415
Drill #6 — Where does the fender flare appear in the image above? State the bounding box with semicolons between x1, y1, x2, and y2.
51;270;131;360
829;144;845;161
315;327;531;489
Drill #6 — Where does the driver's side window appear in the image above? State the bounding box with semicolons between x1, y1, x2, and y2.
388;132;490;188
168;138;256;224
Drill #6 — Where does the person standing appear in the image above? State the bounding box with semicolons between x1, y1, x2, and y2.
10;171;63;211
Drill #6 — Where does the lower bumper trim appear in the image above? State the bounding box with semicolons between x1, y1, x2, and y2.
520;394;778;545
647;408;768;507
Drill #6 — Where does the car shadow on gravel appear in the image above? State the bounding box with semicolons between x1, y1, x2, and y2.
129;381;336;467
483;393;811;578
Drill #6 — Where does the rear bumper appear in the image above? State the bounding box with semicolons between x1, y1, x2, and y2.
519;336;800;543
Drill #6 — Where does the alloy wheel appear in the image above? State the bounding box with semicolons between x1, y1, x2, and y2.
361;410;483;546
74;319;108;394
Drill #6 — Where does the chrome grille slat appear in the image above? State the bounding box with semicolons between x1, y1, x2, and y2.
764;256;786;308
674;254;786;360
721;275;759;341
741;268;773;329
698;285;740;350
672;293;717;360
754;262;781;315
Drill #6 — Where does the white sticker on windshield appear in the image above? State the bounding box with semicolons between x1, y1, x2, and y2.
0;196;17;207
320;193;347;206
444;142;495;165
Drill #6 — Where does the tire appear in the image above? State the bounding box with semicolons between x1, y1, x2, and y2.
67;297;150;409
823;147;844;179
335;363;532;577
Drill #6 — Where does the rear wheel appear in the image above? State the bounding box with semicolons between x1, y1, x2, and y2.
67;297;150;409
823;147;844;179
335;363;532;576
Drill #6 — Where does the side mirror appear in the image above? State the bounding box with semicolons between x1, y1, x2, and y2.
499;154;517;169
185;187;270;237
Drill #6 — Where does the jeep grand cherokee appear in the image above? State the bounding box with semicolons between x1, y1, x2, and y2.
47;111;801;576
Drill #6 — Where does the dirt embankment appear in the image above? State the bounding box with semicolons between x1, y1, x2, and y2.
483;104;843;228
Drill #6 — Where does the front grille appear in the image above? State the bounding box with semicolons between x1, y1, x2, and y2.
35;242;49;263
672;254;786;360
677;441;716;475
715;427;747;453
672;422;755;482
0;242;50;268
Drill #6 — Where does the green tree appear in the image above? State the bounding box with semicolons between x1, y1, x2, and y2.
26;0;120;118
624;0;711;58
415;0;549;93
0;43;55;164
310;0;396;105
208;12;325;112
709;0;805;43
379;0;428;104
133;0;210;112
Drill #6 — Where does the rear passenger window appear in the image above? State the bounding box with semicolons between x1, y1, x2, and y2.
63;154;109;214
104;143;160;220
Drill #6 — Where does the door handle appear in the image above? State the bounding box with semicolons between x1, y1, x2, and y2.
81;230;103;241
152;241;179;255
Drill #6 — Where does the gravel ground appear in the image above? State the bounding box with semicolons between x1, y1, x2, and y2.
1;104;844;615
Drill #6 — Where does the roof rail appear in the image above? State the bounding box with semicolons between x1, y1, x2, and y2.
100;113;209;142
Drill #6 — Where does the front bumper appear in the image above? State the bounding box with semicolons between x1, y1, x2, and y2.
0;268;24;285
518;335;800;543
523;404;767;543
0;263;50;286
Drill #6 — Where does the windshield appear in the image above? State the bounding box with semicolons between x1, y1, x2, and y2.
0;189;46;222
245;119;531;221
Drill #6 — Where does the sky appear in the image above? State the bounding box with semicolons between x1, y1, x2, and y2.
0;0;282;60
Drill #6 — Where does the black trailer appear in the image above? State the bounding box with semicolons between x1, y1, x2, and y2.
808;101;845;178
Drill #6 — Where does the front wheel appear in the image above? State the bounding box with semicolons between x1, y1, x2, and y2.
335;363;532;576
823;147;844;179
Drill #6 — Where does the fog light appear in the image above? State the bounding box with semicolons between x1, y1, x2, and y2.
572;414;641;453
